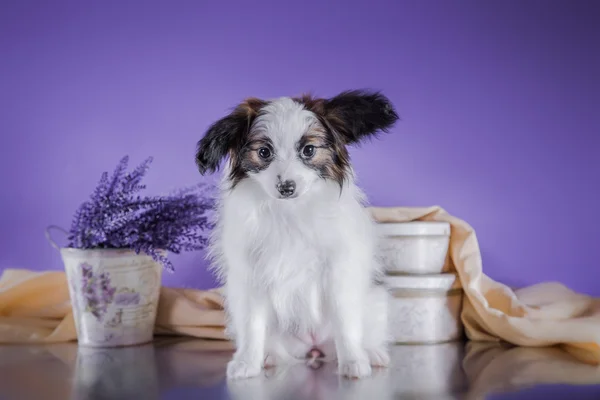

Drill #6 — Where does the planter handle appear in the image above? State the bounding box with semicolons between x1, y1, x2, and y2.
45;225;69;251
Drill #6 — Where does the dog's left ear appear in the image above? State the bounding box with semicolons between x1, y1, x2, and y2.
323;90;399;145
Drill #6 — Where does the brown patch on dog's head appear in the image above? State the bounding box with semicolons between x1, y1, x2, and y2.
237;98;267;119
233;135;274;183
295;123;351;186
294;90;398;186
195;97;267;178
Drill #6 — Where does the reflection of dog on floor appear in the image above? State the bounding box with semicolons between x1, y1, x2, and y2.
226;361;393;400
195;90;399;379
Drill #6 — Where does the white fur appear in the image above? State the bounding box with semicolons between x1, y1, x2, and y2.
207;98;390;380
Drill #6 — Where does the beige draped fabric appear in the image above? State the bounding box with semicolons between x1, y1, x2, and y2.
0;206;598;364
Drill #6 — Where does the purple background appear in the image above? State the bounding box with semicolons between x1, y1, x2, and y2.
1;0;598;293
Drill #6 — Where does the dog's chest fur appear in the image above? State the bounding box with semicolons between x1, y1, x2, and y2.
215;178;373;337
246;201;339;332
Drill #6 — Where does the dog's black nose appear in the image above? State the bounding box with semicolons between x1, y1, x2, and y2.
276;180;296;197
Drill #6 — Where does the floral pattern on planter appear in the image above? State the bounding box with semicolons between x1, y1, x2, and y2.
81;263;117;321
107;309;123;327
114;289;141;306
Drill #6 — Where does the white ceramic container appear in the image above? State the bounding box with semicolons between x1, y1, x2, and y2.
376;221;451;274
384;273;464;344
60;248;163;347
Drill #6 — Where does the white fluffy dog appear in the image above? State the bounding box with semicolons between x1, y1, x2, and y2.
195;90;399;380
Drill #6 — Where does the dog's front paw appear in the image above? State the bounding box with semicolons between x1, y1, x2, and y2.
366;347;390;368
227;359;262;380
339;360;372;379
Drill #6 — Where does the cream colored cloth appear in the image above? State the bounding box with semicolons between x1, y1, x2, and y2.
369;206;600;364
0;268;226;343
0;206;598;364
462;342;600;400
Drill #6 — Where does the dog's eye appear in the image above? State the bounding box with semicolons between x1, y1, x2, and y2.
258;147;272;159
302;145;315;158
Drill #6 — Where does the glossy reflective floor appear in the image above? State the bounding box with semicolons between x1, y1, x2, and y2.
0;338;599;400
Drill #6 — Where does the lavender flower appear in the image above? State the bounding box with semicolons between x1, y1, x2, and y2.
66;155;216;272
81;263;116;321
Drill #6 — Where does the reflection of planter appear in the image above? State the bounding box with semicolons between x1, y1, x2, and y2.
60;247;162;347
71;343;159;400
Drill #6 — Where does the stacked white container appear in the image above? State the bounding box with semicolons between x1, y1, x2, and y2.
376;221;465;344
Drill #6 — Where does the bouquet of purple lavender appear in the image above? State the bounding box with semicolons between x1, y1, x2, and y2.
66;155;215;272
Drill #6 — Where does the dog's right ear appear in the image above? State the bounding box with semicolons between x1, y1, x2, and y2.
195;98;266;175
195;113;246;175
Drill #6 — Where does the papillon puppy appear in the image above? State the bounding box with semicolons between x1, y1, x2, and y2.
195;90;399;380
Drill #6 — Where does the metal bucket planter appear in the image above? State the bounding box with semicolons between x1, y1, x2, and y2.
48;227;162;347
